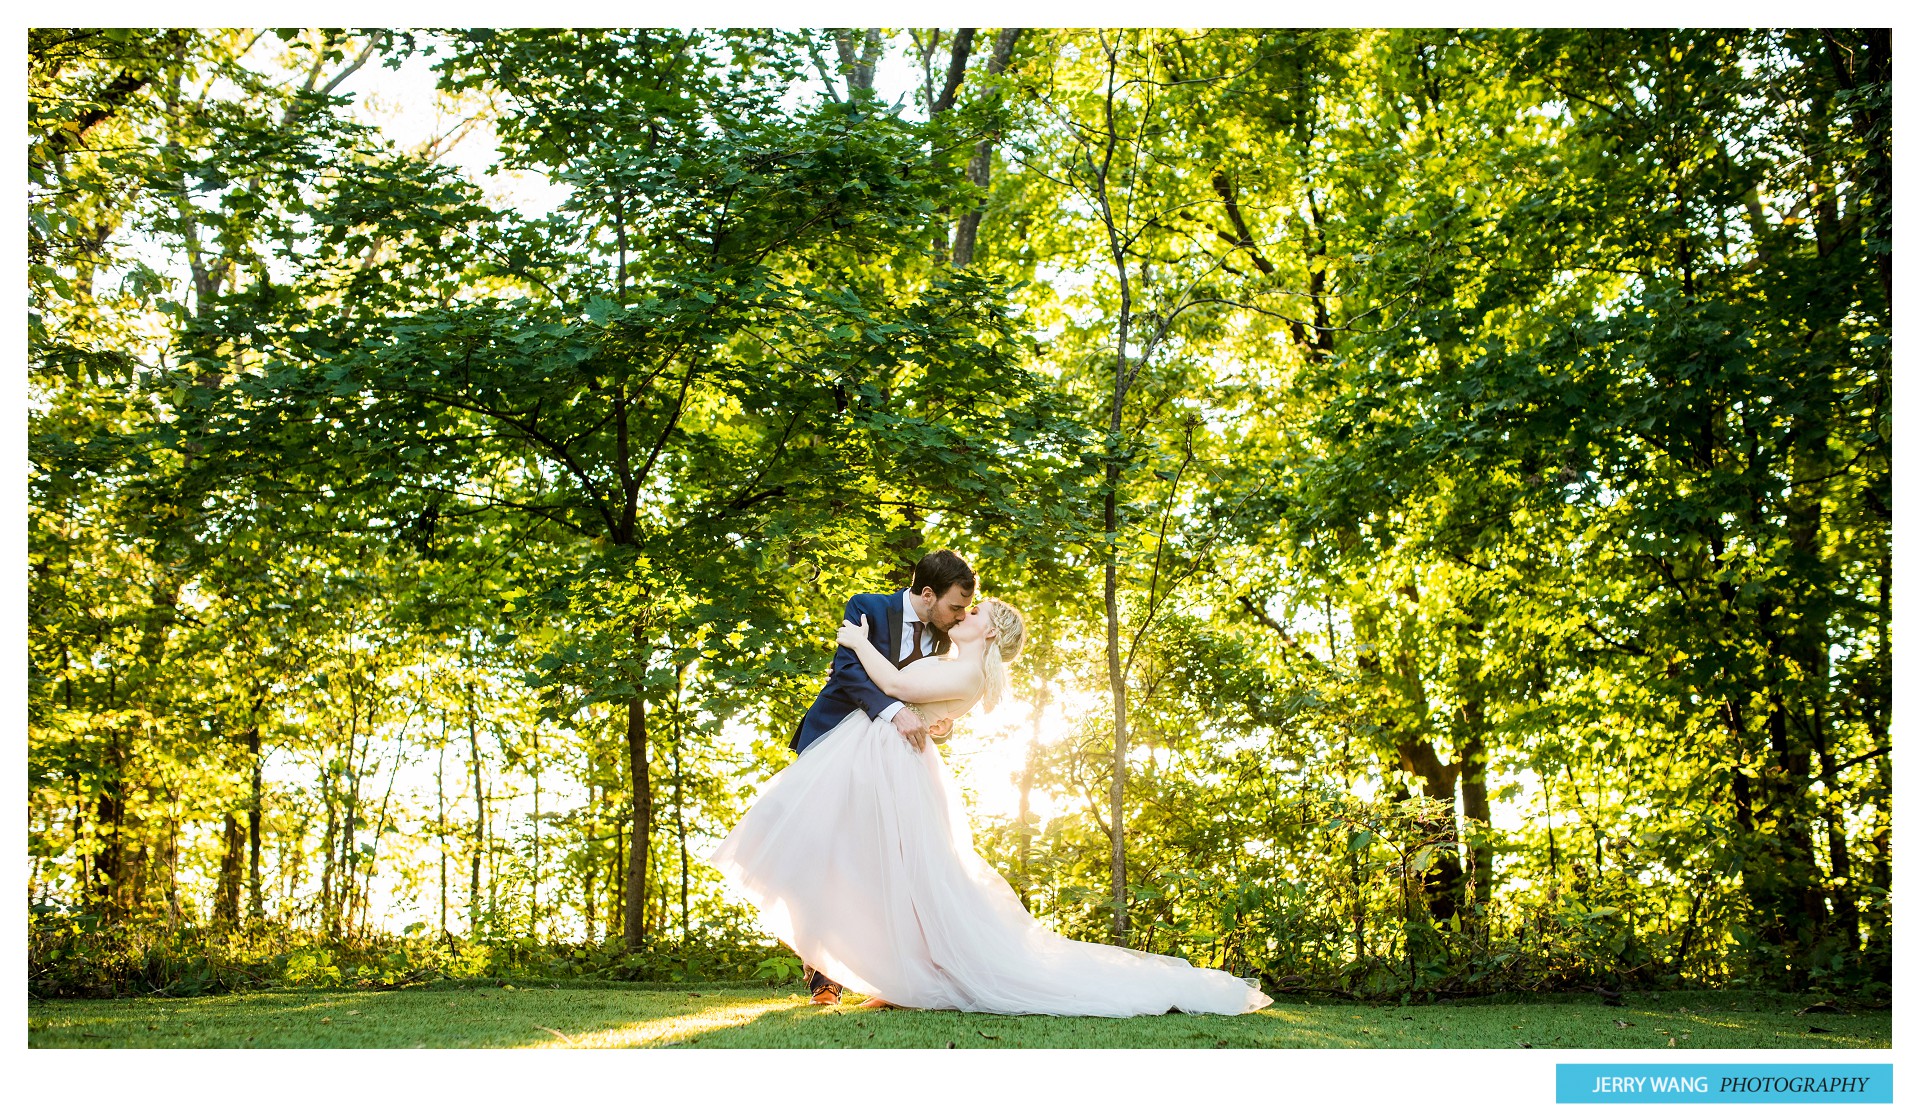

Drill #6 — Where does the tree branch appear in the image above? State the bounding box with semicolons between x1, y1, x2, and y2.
409;388;617;536
1210;166;1277;274
933;28;975;114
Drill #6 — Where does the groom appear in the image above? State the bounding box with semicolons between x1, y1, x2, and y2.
786;547;977;1004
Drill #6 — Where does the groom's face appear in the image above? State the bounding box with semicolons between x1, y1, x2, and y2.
914;584;975;636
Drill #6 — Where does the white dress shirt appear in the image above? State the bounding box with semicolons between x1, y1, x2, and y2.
875;589;934;723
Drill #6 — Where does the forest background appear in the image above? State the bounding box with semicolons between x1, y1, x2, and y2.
26;27;1892;1004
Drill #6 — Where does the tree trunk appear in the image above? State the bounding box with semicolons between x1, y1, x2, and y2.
356;722;408;938
1102;397;1133;944
1762;689;1826;959
437;715;448;939
611;815;626;942
68;771;87;913
486;773;498;921
1348;840;1367;965
923;27;974;262
1304;189;1334;354
1103;480;1130;946
1096;34;1135;947
834;28;885;94
95;725;126;917
651;836;668;939
160;798;181;923
1818;28;1891;303
583;782;598;940
467;676;485;938
215;811;244;925
531;744;542;939
672;662;690;941
318;748;337;933
125;839;149;921
341;695;367;933
1864;557;1892;973
1457;667;1493;926
1865;754;1891;977
951;28;1022;268
1812;713;1860;954
623;692;652;952
1364;621;1463;921
246;722;264;920
282;813;305;922
1726;695;1755;834
1749;393;1836;968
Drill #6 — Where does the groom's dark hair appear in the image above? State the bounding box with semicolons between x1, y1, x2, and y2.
910;549;976;598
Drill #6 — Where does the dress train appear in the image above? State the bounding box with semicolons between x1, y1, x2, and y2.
710;711;1272;1017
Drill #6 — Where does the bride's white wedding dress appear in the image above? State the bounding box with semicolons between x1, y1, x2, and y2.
710;709;1273;1016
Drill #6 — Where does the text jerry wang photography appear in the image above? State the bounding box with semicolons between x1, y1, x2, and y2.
25;24;1894;1070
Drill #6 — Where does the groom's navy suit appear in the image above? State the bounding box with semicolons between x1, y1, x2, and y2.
788;590;951;754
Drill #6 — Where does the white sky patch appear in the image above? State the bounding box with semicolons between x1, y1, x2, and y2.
333;36;569;221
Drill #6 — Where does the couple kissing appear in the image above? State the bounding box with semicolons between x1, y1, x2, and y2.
710;548;1271;1017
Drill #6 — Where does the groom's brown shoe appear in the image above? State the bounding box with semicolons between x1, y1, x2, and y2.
803;964;843;1005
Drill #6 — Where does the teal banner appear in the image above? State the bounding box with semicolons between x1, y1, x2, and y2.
1557;1064;1892;1104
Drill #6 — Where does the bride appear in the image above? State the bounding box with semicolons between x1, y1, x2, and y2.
710;597;1272;1017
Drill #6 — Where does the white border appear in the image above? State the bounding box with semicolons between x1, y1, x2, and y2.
13;11;1911;1118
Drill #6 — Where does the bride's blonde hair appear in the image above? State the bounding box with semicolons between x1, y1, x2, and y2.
979;599;1027;712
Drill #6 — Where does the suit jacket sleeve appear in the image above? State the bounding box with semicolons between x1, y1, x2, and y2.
827;595;900;718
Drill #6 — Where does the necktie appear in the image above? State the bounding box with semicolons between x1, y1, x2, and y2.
898;620;926;668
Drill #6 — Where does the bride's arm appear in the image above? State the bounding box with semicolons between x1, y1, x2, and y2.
835;618;978;703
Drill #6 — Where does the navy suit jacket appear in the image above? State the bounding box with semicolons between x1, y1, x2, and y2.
788;590;951;754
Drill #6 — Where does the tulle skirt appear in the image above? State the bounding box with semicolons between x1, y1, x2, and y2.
709;711;1272;1016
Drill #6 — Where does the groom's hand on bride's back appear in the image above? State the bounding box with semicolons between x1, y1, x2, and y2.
892;706;930;752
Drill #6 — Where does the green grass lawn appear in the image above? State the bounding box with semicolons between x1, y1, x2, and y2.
27;983;1890;1049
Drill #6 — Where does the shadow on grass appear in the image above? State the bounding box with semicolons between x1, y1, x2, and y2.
29;987;806;1049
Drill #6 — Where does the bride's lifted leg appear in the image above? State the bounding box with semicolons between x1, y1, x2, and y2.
858;996;899;1009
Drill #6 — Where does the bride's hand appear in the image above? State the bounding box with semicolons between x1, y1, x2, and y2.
836;616;872;650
